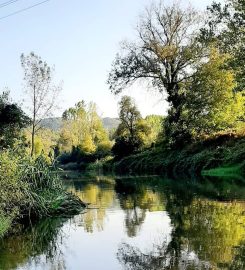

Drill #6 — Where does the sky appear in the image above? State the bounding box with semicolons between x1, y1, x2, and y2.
0;0;223;118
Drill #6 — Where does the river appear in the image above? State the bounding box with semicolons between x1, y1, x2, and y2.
0;174;245;270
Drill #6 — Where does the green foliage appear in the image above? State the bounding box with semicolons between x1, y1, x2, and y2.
59;101;112;163
184;48;245;137
0;213;11;238
24;127;59;162
0;91;29;148
111;133;245;176
112;136;142;160
112;96;156;159
0;149;85;237
96;140;113;158
144;115;165;146
164;47;245;147
0;150;27;216
202;165;243;177
117;96;141;137
201;0;245;92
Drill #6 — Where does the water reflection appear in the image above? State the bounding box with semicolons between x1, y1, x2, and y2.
115;178;165;238
0;218;68;270
66;178;116;233
117;242;211;270
117;177;245;270
117;199;245;270
0;174;245;270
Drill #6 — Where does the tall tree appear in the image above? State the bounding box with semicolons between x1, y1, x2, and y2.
108;1;204;146
21;52;61;156
117;96;141;140
112;96;150;159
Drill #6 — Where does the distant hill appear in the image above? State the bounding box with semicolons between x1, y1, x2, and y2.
40;117;62;131
102;117;120;130
40;117;120;131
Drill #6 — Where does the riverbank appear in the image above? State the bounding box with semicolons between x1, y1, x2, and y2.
104;134;245;177
0;150;86;238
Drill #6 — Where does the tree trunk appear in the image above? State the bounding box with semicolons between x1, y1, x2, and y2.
31;123;35;157
31;85;36;157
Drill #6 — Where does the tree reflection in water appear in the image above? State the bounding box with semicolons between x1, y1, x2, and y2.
124;208;146;238
66;177;115;233
117;242;213;270
116;176;245;270
0;217;68;270
115;178;165;237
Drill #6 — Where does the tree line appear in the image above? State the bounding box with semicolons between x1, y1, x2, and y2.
0;0;245;165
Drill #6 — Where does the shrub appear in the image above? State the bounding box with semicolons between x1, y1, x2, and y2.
0;149;85;237
0;150;27;216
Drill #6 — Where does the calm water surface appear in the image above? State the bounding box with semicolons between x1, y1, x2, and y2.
1;175;245;270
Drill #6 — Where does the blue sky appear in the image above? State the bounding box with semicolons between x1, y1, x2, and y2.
0;0;223;118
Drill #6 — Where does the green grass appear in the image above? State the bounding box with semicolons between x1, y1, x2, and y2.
202;165;242;177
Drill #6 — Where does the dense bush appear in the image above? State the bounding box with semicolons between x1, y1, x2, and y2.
110;135;245;176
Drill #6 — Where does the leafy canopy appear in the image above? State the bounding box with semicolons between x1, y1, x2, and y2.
184;48;245;137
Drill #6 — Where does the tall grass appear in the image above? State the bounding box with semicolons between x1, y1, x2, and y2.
0;149;85;238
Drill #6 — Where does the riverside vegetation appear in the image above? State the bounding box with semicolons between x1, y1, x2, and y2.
0;148;85;238
0;72;86;237
58;0;245;177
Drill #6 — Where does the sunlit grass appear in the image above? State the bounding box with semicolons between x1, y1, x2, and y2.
202;165;243;177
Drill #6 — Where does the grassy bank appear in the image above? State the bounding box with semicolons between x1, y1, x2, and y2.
105;134;245;177
202;165;244;177
0;149;86;238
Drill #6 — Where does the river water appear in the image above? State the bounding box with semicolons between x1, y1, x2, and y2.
0;174;245;270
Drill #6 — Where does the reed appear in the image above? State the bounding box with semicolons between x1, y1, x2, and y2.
0;149;85;237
